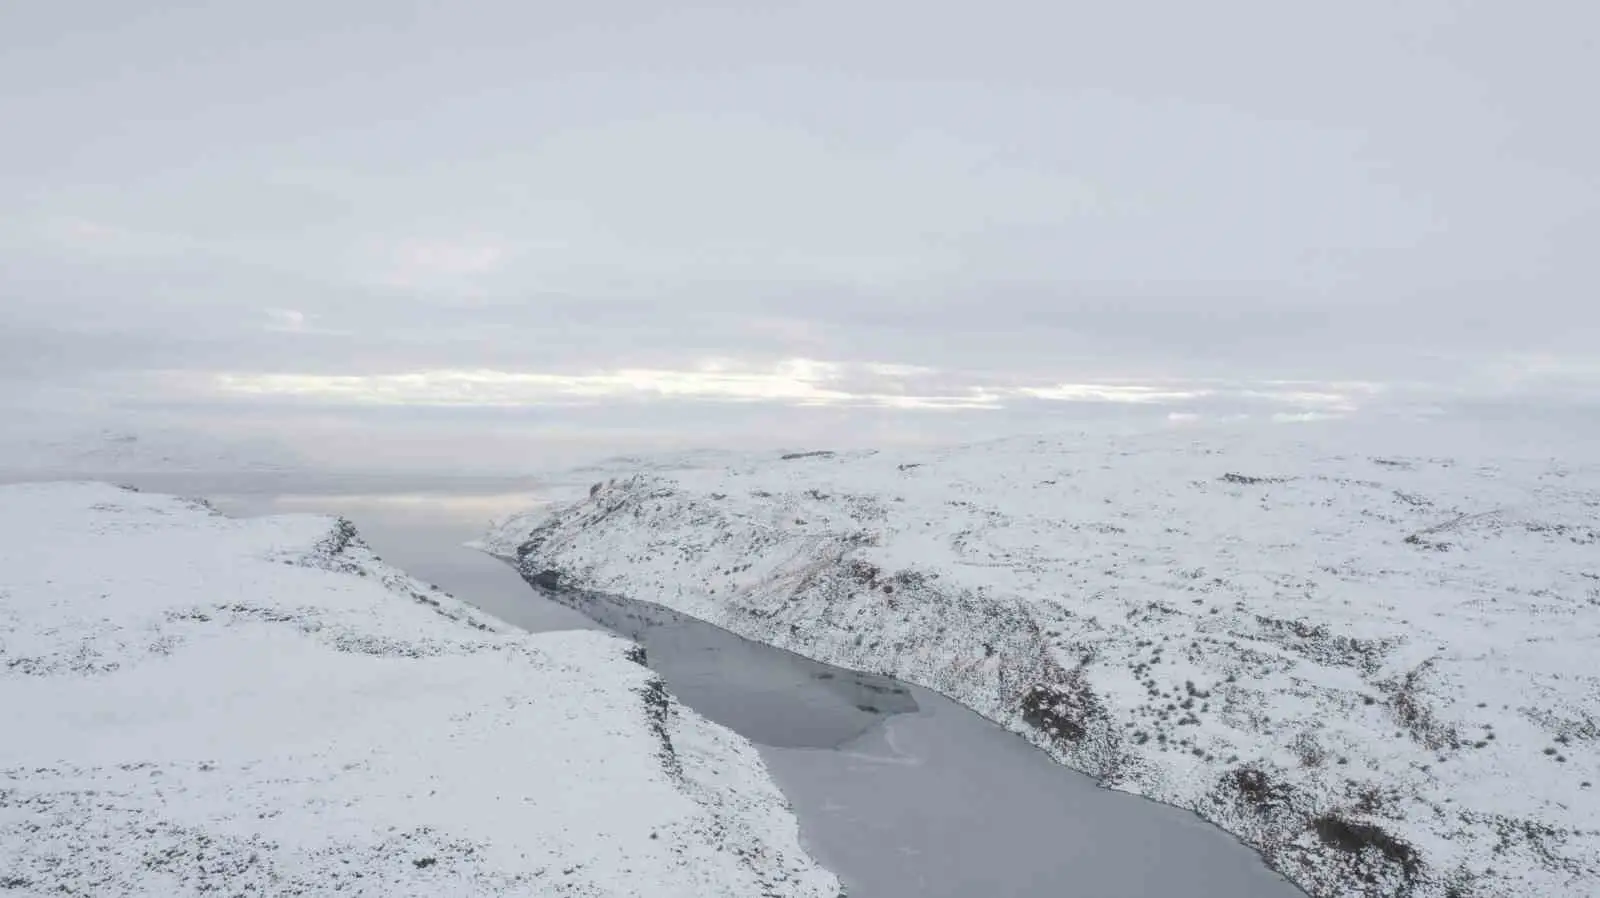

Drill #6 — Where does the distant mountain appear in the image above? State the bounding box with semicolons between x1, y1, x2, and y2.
0;426;302;474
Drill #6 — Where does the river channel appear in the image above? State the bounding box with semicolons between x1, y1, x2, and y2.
70;472;1305;898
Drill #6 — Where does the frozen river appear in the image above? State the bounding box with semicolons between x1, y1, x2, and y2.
49;472;1305;898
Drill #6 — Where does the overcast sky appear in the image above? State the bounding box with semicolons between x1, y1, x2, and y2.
2;2;1596;470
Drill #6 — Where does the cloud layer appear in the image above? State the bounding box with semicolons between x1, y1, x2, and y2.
2;2;1596;469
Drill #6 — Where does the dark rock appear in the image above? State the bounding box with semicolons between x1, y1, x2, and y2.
1311;814;1421;882
528;570;563;590
638;676;682;780
1221;473;1290;485
1228;766;1293;813
1018;673;1103;744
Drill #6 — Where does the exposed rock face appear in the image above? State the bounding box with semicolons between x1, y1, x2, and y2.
483;432;1600;898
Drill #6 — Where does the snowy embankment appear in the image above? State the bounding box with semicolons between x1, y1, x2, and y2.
0;482;838;897
484;429;1600;898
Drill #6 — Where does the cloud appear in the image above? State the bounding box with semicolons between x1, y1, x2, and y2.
1271;411;1345;423
209;359;1003;410
52;217;121;243
198;359;1406;423
264;308;307;332
381;238;509;288
3;1;1596;473
36;216;195;258
1238;389;1361;411
1020;384;1213;404
1478;353;1600;400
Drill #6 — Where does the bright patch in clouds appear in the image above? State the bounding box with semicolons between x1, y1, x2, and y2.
212;359;1001;410
264;308;307;332
207;359;1377;418
1271;411;1346;423
1020;384;1213;404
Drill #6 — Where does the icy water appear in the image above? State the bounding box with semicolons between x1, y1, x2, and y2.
40;472;1304;898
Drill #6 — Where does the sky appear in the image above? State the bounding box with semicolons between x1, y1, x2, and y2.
2;2;1597;471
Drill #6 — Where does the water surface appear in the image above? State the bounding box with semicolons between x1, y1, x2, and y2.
525;584;1304;898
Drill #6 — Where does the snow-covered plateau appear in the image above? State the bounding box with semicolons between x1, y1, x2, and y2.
484;427;1600;898
0;482;838;897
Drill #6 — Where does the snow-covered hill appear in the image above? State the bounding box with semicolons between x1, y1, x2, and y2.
0;482;837;897
483;427;1600;898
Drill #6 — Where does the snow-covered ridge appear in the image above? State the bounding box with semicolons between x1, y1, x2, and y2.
0;482;837;897
483;429;1600;898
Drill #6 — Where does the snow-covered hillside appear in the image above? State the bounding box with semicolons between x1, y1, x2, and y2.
0;482;837;897
484;428;1600;898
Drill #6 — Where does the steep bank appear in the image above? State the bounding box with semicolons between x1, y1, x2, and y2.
0;482;838;897
483;430;1600;898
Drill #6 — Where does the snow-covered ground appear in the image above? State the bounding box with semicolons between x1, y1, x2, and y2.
0;482;838;897
483;425;1600;898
